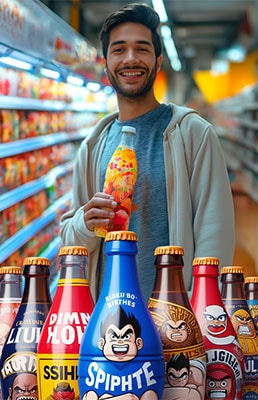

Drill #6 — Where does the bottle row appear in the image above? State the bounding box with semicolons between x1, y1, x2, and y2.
0;142;78;194
0;172;72;245
0;109;96;143
0;232;257;399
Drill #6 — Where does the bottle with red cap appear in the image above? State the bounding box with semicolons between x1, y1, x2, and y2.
148;246;206;399
245;276;258;331
0;257;52;400
221;266;258;399
37;246;95;400
78;231;164;400
191;257;244;400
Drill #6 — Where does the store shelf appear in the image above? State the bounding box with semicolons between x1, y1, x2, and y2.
0;96;107;113
0;192;72;264
0;129;91;158
0;161;73;211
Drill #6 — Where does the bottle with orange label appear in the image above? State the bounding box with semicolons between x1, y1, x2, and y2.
94;126;137;238
221;266;258;399
37;246;95;400
148;246;206;399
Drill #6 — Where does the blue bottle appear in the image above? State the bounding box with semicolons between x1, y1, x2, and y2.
78;231;164;400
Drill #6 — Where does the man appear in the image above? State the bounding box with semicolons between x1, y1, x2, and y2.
60;3;235;302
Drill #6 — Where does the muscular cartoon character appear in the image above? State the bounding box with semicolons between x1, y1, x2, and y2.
45;381;76;400
163;353;205;400
8;373;38;400
83;306;158;400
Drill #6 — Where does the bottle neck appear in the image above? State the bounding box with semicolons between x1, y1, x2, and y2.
191;265;223;308
59;255;88;281
120;131;135;149
0;274;22;299
22;265;51;303
102;240;140;295
221;273;245;300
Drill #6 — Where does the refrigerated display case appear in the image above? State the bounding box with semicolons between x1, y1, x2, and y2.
0;0;113;293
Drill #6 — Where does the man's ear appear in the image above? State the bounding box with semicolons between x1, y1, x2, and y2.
100;55;107;72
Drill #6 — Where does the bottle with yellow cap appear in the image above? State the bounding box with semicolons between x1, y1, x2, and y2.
0;266;22;357
148;246;206;400
245;276;258;331
78;231;164;400
0;257;52;400
221;266;258;399
0;266;22;400
37;246;94;400
191;257;244;400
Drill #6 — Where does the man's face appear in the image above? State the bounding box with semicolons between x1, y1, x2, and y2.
105;22;162;99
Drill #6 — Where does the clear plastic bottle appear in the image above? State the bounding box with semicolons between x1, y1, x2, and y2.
148;246;206;400
221;266;258;399
94;126;137;238
0;257;52;400
191;257;244;399
78;231;164;399
37;246;94;399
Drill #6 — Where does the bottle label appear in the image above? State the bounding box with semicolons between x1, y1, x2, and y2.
246;299;258;330
37;353;79;399
148;297;206;399
0;300;20;356
0;302;50;399
223;298;258;391
79;291;164;399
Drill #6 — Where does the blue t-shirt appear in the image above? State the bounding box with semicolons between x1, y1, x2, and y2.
98;104;172;302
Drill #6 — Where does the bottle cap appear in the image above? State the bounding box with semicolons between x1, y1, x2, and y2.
154;246;184;256
23;257;50;266
245;276;258;284
122;126;136;134
193;257;219;266
105;231;138;242
0;266;22;275
58;246;88;256
221;266;244;274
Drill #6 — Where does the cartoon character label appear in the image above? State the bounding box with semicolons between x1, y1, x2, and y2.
0;300;20;355
148;298;206;400
200;304;244;399
79;304;164;400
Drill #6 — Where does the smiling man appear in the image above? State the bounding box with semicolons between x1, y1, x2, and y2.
60;3;235;303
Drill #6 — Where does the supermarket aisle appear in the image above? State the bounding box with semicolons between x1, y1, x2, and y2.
233;190;258;276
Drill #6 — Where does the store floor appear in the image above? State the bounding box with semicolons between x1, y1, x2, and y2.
233;190;258;276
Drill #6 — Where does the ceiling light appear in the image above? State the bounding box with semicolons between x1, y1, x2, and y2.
40;67;60;80
161;25;182;72
152;0;168;22
67;75;84;86
0;56;32;71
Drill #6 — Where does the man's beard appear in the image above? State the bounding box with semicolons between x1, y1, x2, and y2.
106;63;158;99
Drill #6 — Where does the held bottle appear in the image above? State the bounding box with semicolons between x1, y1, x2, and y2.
37;246;95;400
78;231;164;400
221;266;258;399
0;257;51;400
148;246;206;400
245;276;258;331
191;257;244;400
94;126;138;238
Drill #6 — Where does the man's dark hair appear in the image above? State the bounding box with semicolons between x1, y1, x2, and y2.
100;3;162;59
